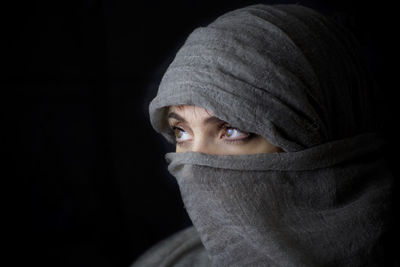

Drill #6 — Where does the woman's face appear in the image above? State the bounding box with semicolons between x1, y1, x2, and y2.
167;105;283;155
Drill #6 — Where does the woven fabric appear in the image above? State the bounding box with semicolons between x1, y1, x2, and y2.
144;4;393;266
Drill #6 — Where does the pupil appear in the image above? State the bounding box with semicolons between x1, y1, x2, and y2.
227;128;233;137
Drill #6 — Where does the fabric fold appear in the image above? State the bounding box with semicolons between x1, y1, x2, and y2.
165;132;392;266
147;3;393;266
165;132;385;171
149;4;383;152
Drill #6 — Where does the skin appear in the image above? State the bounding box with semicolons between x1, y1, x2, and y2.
167;105;284;155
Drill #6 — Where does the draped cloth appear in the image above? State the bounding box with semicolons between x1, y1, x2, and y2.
144;3;393;267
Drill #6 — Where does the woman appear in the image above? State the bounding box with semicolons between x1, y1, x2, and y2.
132;3;394;267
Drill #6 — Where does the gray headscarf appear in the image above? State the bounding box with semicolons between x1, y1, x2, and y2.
149;4;393;267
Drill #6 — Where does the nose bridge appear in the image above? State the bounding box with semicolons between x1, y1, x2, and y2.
191;134;213;154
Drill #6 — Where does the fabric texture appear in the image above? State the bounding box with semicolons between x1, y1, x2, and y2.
131;226;210;267
143;3;394;267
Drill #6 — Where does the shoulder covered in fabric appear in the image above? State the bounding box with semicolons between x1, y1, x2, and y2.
130;226;210;267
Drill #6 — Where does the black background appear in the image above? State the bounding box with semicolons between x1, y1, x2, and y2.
3;0;398;266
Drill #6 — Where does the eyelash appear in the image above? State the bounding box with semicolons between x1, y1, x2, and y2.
170;123;254;147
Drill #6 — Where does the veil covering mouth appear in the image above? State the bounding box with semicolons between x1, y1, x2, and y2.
146;4;394;267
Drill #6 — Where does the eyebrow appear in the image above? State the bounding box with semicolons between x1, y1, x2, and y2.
167;112;225;125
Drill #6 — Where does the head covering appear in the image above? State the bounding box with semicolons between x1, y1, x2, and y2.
149;4;393;266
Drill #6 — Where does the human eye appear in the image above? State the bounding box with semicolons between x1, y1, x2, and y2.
171;126;191;144
221;125;254;144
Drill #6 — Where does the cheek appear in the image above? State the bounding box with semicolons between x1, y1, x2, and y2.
174;136;282;155
176;145;187;153
213;143;256;155
255;140;283;153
